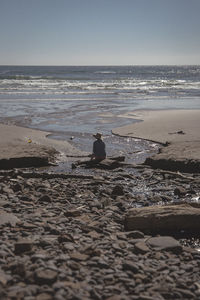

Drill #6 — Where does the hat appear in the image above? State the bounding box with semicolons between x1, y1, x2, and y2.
93;132;102;139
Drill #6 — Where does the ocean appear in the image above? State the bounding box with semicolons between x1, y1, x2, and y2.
0;65;200;165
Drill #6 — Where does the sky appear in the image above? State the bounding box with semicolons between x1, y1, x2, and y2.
0;0;200;65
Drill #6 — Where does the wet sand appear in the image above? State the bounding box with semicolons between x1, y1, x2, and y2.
113;109;200;172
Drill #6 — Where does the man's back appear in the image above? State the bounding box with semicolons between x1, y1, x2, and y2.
93;139;106;158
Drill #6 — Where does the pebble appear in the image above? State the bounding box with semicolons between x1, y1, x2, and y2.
0;168;200;299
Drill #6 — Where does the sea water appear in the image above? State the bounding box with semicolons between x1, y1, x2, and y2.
0;65;200;165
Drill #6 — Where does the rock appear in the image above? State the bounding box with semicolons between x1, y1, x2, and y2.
58;233;75;243
0;211;20;226
175;288;195;299
34;269;57;285
14;239;33;254
36;293;54;300
70;252;89;261
126;231;145;239
146;236;182;254
174;186;187;197
64;209;82;217
106;296;128;300
98;159;121;170
122;261;140;274
111;185;124;196
0;270;12;286
134;241;150;254
0;168;200;299
124;204;200;233
9;262;26;276
150;195;163;203
144;142;200;173
12;182;22;192
38;195;52;203
0;199;9;207
0;156;50;170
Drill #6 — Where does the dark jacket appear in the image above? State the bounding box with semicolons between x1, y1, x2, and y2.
93;139;106;159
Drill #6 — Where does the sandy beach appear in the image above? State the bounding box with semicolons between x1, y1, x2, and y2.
0;123;87;168
0;109;200;171
113;109;200;144
112;109;200;172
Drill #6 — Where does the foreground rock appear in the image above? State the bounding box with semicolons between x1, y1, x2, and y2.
145;141;200;173
0;154;54;169
124;203;200;233
0;169;200;299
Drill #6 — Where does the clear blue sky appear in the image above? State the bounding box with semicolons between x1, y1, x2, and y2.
0;0;200;65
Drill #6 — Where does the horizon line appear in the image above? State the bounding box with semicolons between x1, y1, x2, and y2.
0;64;200;67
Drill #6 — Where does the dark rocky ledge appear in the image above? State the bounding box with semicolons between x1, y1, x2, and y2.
145;157;200;173
144;141;200;173
0;156;50;169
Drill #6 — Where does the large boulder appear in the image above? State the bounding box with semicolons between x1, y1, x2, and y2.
146;236;182;254
124;203;200;233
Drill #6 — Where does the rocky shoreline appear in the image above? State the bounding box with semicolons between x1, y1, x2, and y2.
0;110;200;299
1;164;200;299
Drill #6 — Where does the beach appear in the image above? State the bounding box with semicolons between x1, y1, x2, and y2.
1;109;199;171
1;66;200;299
113;109;200;144
0;123;88;169
113;109;200;172
1;109;200;298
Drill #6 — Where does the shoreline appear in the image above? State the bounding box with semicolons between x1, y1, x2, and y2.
0;108;200;172
0;123;87;169
113;109;200;172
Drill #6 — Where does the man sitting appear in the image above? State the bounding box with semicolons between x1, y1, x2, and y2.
90;132;106;162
